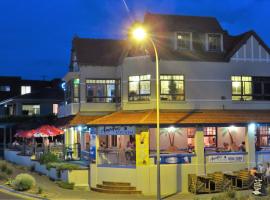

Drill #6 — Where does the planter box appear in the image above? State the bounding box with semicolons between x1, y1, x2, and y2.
34;162;49;175
4;149;32;167
61;169;89;190
48;168;60;180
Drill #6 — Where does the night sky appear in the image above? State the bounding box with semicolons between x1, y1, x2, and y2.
0;0;269;80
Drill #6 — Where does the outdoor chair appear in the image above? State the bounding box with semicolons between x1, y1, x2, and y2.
208;172;225;193
235;170;251;190
188;174;209;194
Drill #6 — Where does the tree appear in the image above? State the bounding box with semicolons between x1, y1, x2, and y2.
168;80;177;100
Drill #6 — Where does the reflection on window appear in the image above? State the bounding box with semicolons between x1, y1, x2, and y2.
0;86;11;92
177;32;191;50
256;126;270;148
231;76;252;101
204;127;217;148
21;86;31;95
160;75;184;101
86;80;119;103
129;75;151;101
208;34;221;51
22;105;40;116
73;79;80;103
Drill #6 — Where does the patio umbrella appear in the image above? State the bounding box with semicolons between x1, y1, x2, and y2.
15;129;36;138
35;125;64;137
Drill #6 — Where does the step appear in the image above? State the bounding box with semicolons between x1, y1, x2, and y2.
97;184;136;190
91;187;141;194
102;181;131;186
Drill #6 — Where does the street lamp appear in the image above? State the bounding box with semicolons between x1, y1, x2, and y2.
131;25;161;200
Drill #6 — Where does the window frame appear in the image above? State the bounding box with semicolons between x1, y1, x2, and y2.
160;74;185;101
204;127;217;148
256;126;270;148
128;75;151;101
207;33;222;52
85;79;120;103
231;76;253;101
176;32;192;50
0;85;11;92
21;86;31;95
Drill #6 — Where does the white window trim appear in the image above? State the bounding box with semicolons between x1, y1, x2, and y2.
206;33;223;52
176;32;192;50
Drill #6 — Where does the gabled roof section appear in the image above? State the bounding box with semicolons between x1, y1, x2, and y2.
144;12;224;33
225;31;270;60
72;37;127;66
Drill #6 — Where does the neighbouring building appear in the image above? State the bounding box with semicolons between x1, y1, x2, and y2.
59;13;270;195
0;76;64;116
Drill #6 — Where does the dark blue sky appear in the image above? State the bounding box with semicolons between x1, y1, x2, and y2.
0;0;269;80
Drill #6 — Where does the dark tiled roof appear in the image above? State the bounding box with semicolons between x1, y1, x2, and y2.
72;38;127;66
144;12;224;33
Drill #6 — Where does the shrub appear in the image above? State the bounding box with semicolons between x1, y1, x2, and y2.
0;173;7;180
39;152;59;165
225;189;236;199
0;163;7;172
46;162;80;171
5;178;13;186
6;168;13;175
12;173;36;191
37;186;43;194
56;181;74;190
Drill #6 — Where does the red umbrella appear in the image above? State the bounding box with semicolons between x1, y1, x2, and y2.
15;129;36;138
35;125;64;137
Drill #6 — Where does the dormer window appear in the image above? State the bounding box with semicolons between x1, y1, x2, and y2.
177;32;192;50
207;33;222;51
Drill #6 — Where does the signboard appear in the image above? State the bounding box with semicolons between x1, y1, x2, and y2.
98;126;136;135
89;128;96;161
208;154;244;163
136;132;149;166
252;174;267;196
160;155;191;164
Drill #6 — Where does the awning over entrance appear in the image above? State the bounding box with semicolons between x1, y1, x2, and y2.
87;110;270;125
55;113;104;127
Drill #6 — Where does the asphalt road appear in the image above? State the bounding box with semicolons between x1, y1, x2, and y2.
0;191;23;200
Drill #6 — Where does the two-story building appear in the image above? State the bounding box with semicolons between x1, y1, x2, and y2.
59;13;270;195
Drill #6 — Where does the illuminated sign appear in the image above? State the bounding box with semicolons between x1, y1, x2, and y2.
98;126;136;135
208;155;244;163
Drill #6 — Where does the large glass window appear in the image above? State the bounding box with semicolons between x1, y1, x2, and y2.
231;76;252;101
65;79;80;103
160;75;184;101
256;126;270;148
177;32;191;50
86;80;119;103
204;127;217;148
21;86;31;95
129;75;151;101
0;86;11;92
22;105;40;116
253;77;270;100
208;34;221;51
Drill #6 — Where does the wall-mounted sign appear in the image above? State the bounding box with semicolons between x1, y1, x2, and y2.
208;154;244;163
136;132;149;166
89;128;96;161
98;126;136;135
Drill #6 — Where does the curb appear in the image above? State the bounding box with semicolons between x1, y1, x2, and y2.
0;185;47;200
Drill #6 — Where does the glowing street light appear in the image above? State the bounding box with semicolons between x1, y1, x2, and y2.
130;24;161;200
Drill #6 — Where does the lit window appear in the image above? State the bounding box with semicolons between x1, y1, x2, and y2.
160;75;184;101
22;105;40;116
21;86;31;95
0;86;11;92
53;104;58;115
177;32;191;50
86;79;120;103
231;76;252;101
204;127;217;148
128;75;151;101
208;34;221;51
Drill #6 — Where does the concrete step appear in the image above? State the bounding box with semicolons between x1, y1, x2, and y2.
97;184;136;190
102;181;131;186
91;187;141;194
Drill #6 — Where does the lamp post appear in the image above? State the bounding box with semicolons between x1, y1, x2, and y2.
131;26;161;200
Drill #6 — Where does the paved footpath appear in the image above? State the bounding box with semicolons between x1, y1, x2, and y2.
0;190;24;200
